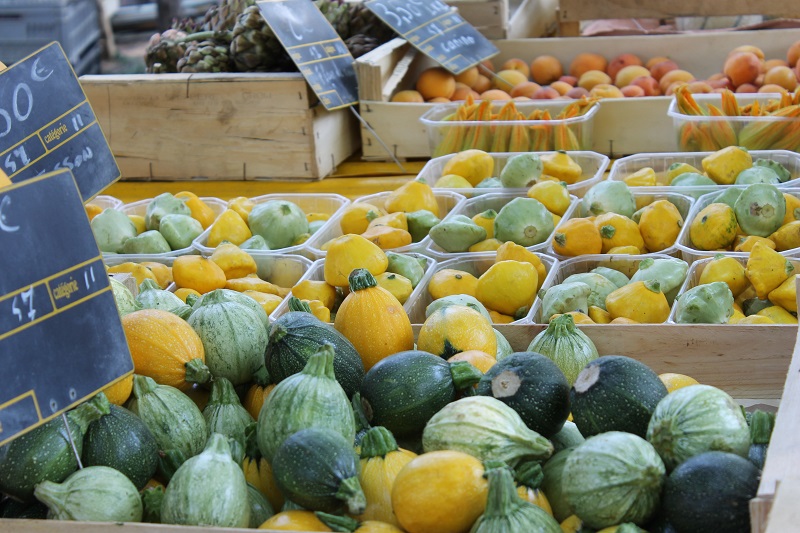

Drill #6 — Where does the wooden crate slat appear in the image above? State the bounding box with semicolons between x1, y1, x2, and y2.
558;0;800;23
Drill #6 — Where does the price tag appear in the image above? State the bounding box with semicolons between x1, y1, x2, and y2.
365;0;498;75
0;43;120;203
257;0;359;111
0;168;133;446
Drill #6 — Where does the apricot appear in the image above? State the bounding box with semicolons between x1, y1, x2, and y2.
788;41;800;69
646;56;672;69
686;81;713;94
481;59;495;73
621;85;645;97
428;97;451;103
452;86;478;100
708;77;734;91
730;45;765;61
455;67;479;88
590;84;624;99
707;72;726;82
578;70;612;91
608;53;643;82
649;60;679;81
755;73;765;86
509;81;542;98
391;90;424;103
765;59;789;71
758;83;789;94
764;66;798;90
479;89;512;101
615;65;650;88
565;86;590;99
550;81;573;96
569;53;608;79
473;75;492;94
416;67;456;100
492;69;528;92
502;58;531;79
665;81;689;96
735;83;759;93
559;75;578;86
513;96;532;101
629;76;661;96
530;55;563;85
531;87;561;99
659;69;694;93
723;52;761;88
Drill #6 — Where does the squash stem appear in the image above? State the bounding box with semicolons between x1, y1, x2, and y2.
360;426;399;459
335;476;367;516
31;481;67;516
316;511;360;532
208;377;240;406
69;393;111;435
184;358;212;385
482;466;524;519
514;460;545;489
449;361;484;391
252;365;271;387
141;486;164;523
301;343;336;380
348;268;378;292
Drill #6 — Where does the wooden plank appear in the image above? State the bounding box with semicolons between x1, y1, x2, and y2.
558;0;800;23
763;479;800;533
507;0;558;39
449;0;509;39
308;105;361;181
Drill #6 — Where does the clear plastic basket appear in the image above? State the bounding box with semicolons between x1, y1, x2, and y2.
91;195;123;210
668;255;800;325
675;189;800;263
530;253;682;324
608;150;800;194
304;190;465;259
546;191;695;259
110;197;228;259
668;93;800;152
406;252;559;326
424;192;578;260
420;100;599;158
421;150;610;199
193;193;350;260
270;253;437;321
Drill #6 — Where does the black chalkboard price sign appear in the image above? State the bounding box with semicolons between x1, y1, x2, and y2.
0;168;133;447
365;0;498;75
257;0;359;111
0;43;120;203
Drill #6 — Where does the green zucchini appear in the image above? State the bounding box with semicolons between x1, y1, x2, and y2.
550;421;584;453
571;355;668;438
202;377;254;442
540;447;576;522
476;352;570;438
748;410;775;470
0;393;110;501
0;497;48;519
266;311;365;398
82;404;159;490
272;427;366;515
247;483;274;528
360;350;483;438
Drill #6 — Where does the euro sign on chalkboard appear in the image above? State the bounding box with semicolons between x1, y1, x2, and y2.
0;168;133;447
0;43;120;203
257;0;359;110
365;0;498;75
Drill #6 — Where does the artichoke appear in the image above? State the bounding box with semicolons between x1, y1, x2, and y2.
178;37;234;73
229;5;293;72
203;0;254;32
145;29;188;73
344;35;380;58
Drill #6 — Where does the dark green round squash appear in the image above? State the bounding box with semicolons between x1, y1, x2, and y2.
475;351;570;438
265;311;365;398
663;451;760;533
360;350;482;438
82;404;159;490
570;355;668;438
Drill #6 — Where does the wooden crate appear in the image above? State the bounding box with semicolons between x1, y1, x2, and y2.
80;73;360;181
448;0;558;40
355;29;800;160
556;0;800;36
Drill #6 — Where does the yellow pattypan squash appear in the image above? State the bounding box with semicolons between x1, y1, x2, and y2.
306;212;330;223
375;272;413;304
637;199;684;253
469;238;504;252
495;241;547;289
756;306;797;324
665;162;702;184
244;290;283;316
588;305;611;324
488;310;515;324
291;279;337;310
689;203;738;251
527;180;571;216
129;214;147;234
769;221;800;252
207;209;252;247
698;255;748;298
745;241;795;299
172;256;227;294
85;203;103;221
227;197;254;224
552;218;602;257
471;209;496;239
738;314;775;324
594;213;645;253
383;180;439;217
540;151;582;184
605;280;670;323
226;274;289;297
428;269;479;299
623;167;657;187
702;146;753;185
360;225;413;250
139;261;173;289
782;193;800;226
441;149;494;186
417;305;497;358
367;212;408;231
768;274;798;312
175;191;217;229
728;308;746;323
475;260;538;316
209;242;258;280
300;298;331;322
324;234;388;288
174;287;201;303
550;311;594;324
734;235;776;253
107;262;158;287
340;203;388;235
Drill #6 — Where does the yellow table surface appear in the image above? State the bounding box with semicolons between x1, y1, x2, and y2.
103;160;428;204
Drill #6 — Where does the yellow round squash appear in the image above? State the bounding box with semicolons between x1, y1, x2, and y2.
417;305;497;358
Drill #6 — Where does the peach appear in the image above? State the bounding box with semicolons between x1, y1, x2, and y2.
416;67;456;99
492;69;528;92
621;85;645;97
629;76;661;96
649;60;679;81
530;55;563;85
569;53;608;79
502;58;531;79
659;69;694;93
479;89;512;101
510;81;542;98
707;72;727;82
765;59;789;71
764;65;798;90
730;45;765;61
758;83;789;94
646;56;672;69
578;70;612;91
451;86;478;101
473;75;492;94
559;75;578;86
427;97;451;103
608;53;643;82
708;77;734;91
723;52;761;87
455;67;479;88
736;83;759;93
615;65;650;88
590;84;624;99
788;41;800;69
391;90;425;103
550;81;573;96
530;87;561;99
686;81;713;94
755;73;765;87
481;59;495;73
565;87;590;99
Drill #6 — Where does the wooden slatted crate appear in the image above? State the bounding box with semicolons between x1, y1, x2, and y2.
448;0;558;40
